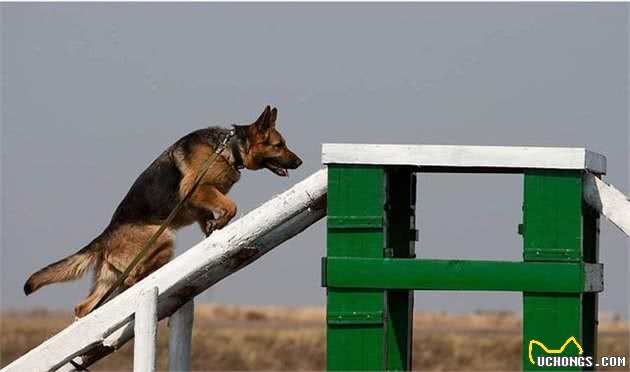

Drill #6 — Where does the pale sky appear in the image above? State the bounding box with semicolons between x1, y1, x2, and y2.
2;3;628;317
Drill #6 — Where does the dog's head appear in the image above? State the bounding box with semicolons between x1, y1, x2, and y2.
239;106;302;176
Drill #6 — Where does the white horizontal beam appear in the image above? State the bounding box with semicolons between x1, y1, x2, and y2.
583;172;630;237
322;144;606;174
2;169;328;372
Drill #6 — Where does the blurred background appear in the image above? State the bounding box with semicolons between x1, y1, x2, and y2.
1;3;628;370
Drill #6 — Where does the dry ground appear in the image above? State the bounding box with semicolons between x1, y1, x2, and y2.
1;304;628;371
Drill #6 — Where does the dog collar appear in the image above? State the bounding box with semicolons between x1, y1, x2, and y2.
228;127;245;170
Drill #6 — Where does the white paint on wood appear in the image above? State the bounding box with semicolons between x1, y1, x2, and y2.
134;287;158;372
55;322;135;372
322;144;607;174
168;300;194;372
584;172;630;237
2;169;327;372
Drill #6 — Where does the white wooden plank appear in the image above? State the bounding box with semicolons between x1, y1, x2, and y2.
2;169;327;372
322;144;606;174
168;300;194;372
584;172;630;237
56;322;135;372
134;287;158;372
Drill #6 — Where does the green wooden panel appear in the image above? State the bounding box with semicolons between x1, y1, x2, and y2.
385;168;415;370
327;165;386;371
522;171;583;262
323;258;600;293
522;170;584;371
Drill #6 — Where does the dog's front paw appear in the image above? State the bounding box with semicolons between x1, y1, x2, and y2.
202;219;217;237
124;275;138;287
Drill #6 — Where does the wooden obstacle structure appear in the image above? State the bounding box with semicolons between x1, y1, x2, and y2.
2;144;628;372
321;144;628;371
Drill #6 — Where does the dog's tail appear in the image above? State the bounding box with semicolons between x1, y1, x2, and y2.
24;235;104;295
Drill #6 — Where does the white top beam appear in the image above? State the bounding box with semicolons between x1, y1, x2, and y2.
322;144;606;174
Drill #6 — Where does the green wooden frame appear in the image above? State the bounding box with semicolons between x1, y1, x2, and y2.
324;165;602;371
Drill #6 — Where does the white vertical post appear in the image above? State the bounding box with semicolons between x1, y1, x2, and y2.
134;287;158;372
168;299;194;372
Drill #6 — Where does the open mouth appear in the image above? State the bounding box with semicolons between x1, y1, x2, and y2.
264;160;289;177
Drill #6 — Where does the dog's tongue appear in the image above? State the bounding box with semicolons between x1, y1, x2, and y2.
277;168;288;177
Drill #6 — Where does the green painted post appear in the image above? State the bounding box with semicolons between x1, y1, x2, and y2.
581;200;600;370
522;170;587;371
385;168;416;370
326;165;387;371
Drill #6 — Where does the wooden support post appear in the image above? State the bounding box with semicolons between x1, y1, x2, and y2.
522;171;588;371
134;287;158;372
325;166;416;371
168;300;194;372
581;198;600;370
385;167;415;370
326;165;387;371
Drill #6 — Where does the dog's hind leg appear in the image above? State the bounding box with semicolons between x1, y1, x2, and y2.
103;223;175;285
74;260;117;318
123;243;174;286
73;224;175;317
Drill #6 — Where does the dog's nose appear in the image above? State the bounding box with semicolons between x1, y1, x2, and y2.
295;157;303;167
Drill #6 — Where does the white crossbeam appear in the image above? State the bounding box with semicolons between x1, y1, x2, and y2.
322;144;606;173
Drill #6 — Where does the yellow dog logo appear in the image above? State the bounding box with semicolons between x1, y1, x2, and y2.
528;336;584;365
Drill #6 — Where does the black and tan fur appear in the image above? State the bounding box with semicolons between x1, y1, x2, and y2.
24;106;302;317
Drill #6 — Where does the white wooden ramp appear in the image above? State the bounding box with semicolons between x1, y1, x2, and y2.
584;172;630;237
2;169;327;372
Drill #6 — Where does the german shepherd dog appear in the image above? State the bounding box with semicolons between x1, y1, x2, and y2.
24;106;302;317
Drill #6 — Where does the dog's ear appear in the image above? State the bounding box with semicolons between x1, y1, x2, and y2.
254;105;270;124
269;107;278;127
251;105;272;141
254;105;272;131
